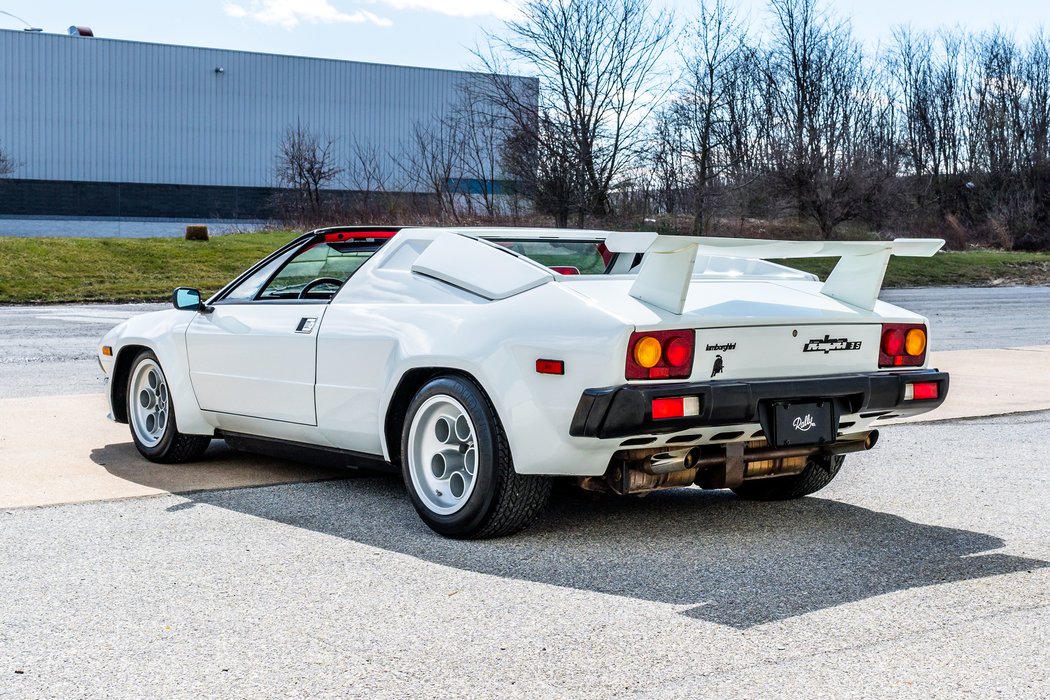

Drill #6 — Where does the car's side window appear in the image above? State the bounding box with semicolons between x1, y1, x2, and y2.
256;242;379;300
221;249;298;302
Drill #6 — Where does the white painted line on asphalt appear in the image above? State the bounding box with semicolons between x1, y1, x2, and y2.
37;314;138;324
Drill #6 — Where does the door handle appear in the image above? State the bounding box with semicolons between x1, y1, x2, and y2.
295;317;317;333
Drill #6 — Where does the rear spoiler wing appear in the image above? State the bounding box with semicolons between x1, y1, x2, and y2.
604;233;944;314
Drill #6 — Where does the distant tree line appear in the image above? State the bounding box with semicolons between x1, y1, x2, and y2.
271;80;517;228
274;0;1050;250
655;0;1050;249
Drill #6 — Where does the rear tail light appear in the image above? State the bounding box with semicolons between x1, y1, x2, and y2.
652;396;701;419
880;324;927;368
665;337;692;367
633;336;663;368
626;330;695;380
904;381;939;401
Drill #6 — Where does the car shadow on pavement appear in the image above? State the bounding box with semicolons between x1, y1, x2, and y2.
95;446;1049;630
91;440;348;493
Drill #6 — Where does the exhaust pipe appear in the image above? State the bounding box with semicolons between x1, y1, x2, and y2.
640;430;880;476
687;430;879;469
828;429;879;455
648;448;697;474
595;430;883;494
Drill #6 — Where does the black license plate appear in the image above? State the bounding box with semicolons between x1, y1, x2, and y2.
771;400;834;447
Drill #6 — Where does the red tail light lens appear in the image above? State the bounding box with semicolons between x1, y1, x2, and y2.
651;396;701;419
905;382;939;400
881;328;905;356
666;337;693;367
626;330;695;380
880;324;927;367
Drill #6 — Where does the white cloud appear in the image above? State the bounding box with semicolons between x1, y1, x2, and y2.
224;1;393;29
375;0;521;21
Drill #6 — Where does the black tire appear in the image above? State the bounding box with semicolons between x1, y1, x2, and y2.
731;454;845;501
126;350;211;463
400;375;551;539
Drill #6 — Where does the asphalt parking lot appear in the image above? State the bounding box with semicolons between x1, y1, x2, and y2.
1;288;1048;698
2;413;1048;698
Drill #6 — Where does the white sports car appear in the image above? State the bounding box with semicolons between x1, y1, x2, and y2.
99;226;949;538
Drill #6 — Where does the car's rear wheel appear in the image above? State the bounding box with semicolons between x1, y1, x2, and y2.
127;350;211;463
401;375;551;539
731;454;845;500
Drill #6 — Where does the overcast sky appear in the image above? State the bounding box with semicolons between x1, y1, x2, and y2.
0;0;1043;72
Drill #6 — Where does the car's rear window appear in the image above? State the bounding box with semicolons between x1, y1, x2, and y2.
490;239;610;275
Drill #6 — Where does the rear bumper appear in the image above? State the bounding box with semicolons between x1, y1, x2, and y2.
569;369;949;439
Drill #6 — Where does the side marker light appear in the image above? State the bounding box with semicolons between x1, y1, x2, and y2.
536;359;564;375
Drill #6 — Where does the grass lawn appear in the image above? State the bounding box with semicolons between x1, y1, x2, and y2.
779;250;1050;287
0;232;1048;304
0;232;299;303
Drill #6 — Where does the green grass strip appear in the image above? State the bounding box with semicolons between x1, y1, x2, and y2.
0;233;1047;304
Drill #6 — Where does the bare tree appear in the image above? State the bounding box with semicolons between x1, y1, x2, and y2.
275;122;343;218
502;110;584;228
0;143;15;177
401;120;463;222
964;30;1050;248
891;28;971;220
450;80;509;217
646;106;687;217
346;139;391;195
344;136;396;220
762;0;892;237
479;0;672;226
674;0;748;234
891;29;935;189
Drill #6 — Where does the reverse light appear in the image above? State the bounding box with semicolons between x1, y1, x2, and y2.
626;330;695;380
904;382;939;401
652;396;701;420
880;324;927;368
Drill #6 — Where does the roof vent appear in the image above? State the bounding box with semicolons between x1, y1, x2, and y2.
67;26;94;37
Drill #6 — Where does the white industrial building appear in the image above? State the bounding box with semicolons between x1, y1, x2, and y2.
0;28;532;234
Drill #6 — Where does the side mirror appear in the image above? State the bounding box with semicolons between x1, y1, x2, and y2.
172;287;210;313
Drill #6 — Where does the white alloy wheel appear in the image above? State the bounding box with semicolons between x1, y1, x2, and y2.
407;394;480;515
129;357;170;448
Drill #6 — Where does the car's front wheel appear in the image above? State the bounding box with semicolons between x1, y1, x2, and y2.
127;350;211;463
401;376;551;538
